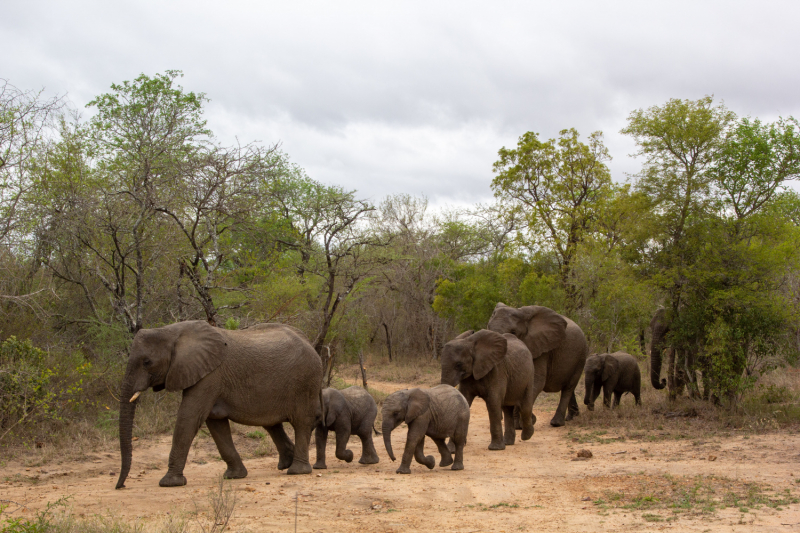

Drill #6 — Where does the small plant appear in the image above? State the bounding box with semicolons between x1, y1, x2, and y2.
246;430;265;439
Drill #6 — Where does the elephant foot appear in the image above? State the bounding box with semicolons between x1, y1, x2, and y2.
312;462;327;470
159;473;187;487
504;434;515;446
277;453;294;470
566;411;578;421
521;426;534;441
488;441;506;451
422;455;435;469
223;465;248;479
549;417;565;427
439;455;453;468
585;404;594;412
447;441;456;454
336;450;354;463
451;462;464;471
531;413;537;425
358;454;379;465
286;460;312;475
514;420;523;430
396;465;411;474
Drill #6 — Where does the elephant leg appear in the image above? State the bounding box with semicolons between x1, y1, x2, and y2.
612;391;622;409
160;394;214;487
264;424;294;471
413;436;435;470
634;391;642;406
550;390;574;427
206;418;247;479
502;405;516;446
333;422;354;463
451;420;467;470
486;396;506;450
313;424;328;469
566;392;579;420
397;421;427;474
513;405;522;430
356;428;380;465
431;437;453;467
449;391;475;453
286;414;314;475
520;386;535;441
551;366;582;426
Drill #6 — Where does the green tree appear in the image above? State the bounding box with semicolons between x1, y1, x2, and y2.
491;128;614;311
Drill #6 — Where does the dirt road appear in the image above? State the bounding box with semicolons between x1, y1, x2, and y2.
2;381;799;532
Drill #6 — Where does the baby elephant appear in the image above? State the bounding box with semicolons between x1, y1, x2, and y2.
583;352;641;410
313;386;380;469
382;385;470;474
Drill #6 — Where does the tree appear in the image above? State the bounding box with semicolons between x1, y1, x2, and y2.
269;175;391;354
491;128;614;312
153;142;286;326
36;71;209;333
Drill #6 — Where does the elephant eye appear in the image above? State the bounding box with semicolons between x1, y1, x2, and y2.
454;362;464;371
143;359;152;368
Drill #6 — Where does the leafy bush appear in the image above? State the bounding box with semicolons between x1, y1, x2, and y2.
0;337;92;443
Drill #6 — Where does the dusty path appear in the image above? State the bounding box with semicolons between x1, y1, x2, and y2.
2;381;800;532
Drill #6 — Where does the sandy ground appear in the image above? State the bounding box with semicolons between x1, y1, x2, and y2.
2;381;800;532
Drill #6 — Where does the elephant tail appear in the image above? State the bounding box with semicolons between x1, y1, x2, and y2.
372;423;382;436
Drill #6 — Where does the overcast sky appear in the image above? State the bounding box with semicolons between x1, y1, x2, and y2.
3;1;799;208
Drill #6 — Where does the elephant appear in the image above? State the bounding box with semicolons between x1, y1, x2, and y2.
649;308;669;390
116;321;322;489
382;385;470;474
440;329;534;450
487;303;588;427
583;352;641;410
313;386;379;469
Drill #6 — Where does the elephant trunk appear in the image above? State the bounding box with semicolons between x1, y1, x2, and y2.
650;311;668;390
116;378;137;489
583;381;594;410
382;421;396;461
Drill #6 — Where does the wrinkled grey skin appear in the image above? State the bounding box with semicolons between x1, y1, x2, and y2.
649;309;669;390
313;386;379;469
116;321;322;489
487;303;588;427
382;385;470;474
440;329;534;450
583;352;642;410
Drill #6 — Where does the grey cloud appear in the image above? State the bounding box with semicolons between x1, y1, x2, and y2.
2;0;799;204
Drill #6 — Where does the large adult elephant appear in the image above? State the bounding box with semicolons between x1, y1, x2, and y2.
440;329;534;450
487;303;588;427
116;321;322;489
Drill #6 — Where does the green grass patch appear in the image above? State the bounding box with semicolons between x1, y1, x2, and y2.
591;474;798;517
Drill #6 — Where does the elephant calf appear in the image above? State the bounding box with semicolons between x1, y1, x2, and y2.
314;386;379;469
583;352;641;410
382;385;470;474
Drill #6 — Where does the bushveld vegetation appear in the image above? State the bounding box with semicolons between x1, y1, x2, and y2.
1;70;800;462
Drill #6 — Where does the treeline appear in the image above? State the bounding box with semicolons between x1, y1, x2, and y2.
1;71;800;422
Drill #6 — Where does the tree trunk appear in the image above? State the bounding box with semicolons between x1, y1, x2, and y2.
382;322;393;362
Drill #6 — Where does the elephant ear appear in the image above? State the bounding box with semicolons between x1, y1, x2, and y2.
325;390;347;427
602;354;619;382
518;306;567;359
455;330;474;340
471;329;508;380
405;388;431;423
165;321;227;391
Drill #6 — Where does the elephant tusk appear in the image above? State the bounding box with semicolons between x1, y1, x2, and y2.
129;391;142;403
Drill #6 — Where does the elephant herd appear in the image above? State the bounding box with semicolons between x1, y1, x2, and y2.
115;303;646;488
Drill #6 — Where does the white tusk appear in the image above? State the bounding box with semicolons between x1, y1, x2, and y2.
129;391;142;403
